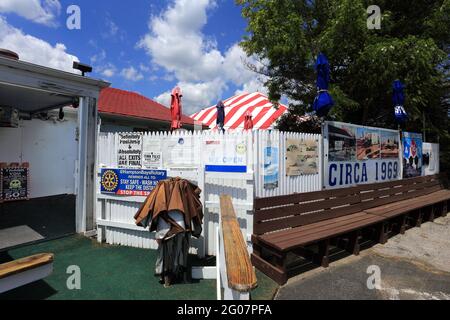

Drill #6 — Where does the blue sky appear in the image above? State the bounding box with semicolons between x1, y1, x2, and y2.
0;0;266;114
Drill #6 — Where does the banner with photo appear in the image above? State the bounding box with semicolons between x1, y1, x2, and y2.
323;121;401;189
263;138;279;189
285;138;319;176
402;132;423;178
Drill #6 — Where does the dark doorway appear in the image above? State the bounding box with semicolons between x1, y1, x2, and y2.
0;195;76;251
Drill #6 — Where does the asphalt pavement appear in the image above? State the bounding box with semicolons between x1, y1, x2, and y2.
276;216;450;300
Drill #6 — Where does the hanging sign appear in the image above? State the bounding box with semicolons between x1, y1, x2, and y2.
118;133;142;168
100;168;167;196
323;121;401;189
1;167;29;201
402;132;423;178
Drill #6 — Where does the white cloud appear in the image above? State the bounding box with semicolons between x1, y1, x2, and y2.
0;16;79;73
138;0;266;114
100;64;117;78
121;66;144;82
0;0;61;26
154;79;227;113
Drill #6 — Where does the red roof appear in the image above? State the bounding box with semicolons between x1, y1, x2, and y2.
98;87;196;125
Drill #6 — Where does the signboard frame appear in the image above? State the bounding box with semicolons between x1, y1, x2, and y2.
323;121;402;189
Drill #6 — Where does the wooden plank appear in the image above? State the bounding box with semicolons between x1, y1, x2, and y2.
256;212;368;242
220;195;257;292
262;213;383;249
0;253;54;279
254;186;362;210
254;190;332;209
254;202;363;235
254;194;361;223
272;215;384;251
251;253;287;285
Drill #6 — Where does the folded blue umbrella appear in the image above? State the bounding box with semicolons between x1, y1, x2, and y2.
216;100;225;133
313;53;334;117
393;80;408;123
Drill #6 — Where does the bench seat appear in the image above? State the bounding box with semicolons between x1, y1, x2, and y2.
0;253;54;294
251;174;450;284
364;189;450;218
257;212;384;252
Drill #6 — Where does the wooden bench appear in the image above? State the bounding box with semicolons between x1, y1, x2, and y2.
251;174;449;285
0;253;54;293
359;174;449;242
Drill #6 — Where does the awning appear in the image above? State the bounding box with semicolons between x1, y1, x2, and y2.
191;92;288;130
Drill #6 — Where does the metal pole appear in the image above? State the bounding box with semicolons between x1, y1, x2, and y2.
423;111;426;142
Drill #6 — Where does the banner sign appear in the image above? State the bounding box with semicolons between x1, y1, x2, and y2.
264;146;279;189
422;143;439;176
100;168;167;196
323;121;401;189
402;132;423;178
286;138;319;176
118;133;142;168
204;138;247;173
1;167;29;201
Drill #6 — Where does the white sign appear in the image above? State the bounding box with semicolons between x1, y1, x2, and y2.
118;133;142;168
204;137;247;173
142;137;162;169
323;121;401;189
165;136;196;167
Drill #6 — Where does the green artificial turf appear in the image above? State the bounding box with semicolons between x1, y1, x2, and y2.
0;235;278;300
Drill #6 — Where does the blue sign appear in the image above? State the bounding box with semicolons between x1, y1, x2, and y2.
100;168;167;196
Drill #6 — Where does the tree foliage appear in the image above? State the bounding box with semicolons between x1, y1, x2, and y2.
237;0;450;142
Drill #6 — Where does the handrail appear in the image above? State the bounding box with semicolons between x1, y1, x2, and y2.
219;194;257;292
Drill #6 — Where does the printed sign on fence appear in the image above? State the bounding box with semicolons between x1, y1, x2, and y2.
286;138;319;176
165;136;196;167
118;133;142;168
324;121;401;189
100;168;167;196
1;167;29;201
204;137;247;173
402;132;423;178
264;146;279;189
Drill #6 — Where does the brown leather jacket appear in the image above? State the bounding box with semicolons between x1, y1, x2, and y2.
134;177;203;238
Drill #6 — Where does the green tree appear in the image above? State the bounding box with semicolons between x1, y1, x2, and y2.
237;0;450;141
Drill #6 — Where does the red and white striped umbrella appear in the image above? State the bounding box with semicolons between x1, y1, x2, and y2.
191;92;288;131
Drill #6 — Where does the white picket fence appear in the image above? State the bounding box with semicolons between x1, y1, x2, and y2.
96;130;322;256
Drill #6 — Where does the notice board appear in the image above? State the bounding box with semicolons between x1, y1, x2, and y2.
1;166;29;201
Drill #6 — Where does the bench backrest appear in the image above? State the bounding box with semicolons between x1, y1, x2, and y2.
253;186;362;236
358;174;444;210
253;174;445;236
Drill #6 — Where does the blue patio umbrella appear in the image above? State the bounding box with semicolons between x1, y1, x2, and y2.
216;100;225;133
393;80;408;123
313;53;334;117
